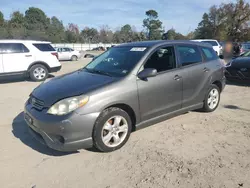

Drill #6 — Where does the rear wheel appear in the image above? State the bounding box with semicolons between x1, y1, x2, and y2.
29;64;48;82
202;84;220;112
71;55;78;61
93;107;132;152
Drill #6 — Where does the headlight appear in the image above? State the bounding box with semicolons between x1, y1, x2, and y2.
47;95;89;116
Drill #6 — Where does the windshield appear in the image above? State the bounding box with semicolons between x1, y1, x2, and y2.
241;51;250;57
85;46;148;77
242;44;250;49
202;41;218;46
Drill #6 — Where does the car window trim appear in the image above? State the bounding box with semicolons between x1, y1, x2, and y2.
176;44;203;68
137;44;179;76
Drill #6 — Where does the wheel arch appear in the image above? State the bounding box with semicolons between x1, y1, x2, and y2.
103;103;137;132
28;61;51;72
212;80;223;92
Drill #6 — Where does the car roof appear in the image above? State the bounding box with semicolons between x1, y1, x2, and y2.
0;39;51;44
116;40;212;48
192;39;218;42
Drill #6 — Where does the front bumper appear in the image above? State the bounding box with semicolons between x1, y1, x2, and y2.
24;103;99;152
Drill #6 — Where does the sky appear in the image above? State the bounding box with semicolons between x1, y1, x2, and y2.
0;0;244;34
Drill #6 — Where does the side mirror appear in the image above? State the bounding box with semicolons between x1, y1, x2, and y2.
138;68;157;79
219;55;224;59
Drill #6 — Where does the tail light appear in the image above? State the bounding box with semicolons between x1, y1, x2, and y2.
51;52;58;59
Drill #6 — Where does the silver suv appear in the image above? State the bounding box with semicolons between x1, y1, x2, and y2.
24;40;226;152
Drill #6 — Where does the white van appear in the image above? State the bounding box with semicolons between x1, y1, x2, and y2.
192;39;223;55
0;40;61;82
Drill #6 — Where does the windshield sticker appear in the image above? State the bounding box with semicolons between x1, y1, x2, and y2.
130;47;146;52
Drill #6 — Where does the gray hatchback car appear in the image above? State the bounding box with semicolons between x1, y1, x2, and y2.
24;40;226;152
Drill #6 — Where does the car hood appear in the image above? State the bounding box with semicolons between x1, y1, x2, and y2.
232;57;250;64
32;70;118;106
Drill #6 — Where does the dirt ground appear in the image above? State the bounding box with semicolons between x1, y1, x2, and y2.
0;59;250;188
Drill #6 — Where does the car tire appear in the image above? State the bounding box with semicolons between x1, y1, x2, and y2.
29;64;48;82
202;84;221;112
93;107;132;152
71;55;78;61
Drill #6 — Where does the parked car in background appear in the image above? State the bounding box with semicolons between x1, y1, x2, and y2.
225;56;250;81
0;40;61;81
54;47;81;61
239;43;250;55
91;46;105;51
192;39;223;55
24;40;225;152
84;54;96;58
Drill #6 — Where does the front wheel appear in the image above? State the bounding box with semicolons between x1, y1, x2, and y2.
93;107;132;152
29;64;48;82
202;84;221;112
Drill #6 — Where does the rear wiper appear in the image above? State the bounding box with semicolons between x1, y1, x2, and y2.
85;68;113;77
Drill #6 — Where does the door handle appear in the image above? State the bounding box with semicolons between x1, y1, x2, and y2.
174;75;182;81
203;67;210;72
25;55;32;57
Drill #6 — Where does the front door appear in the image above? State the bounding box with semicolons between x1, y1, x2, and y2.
137;46;183;121
2;43;33;73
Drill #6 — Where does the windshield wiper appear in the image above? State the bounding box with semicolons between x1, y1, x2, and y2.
84;68;113;77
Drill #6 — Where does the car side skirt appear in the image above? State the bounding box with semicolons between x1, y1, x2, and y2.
135;103;204;131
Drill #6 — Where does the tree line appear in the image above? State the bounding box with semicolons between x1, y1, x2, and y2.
0;0;250;43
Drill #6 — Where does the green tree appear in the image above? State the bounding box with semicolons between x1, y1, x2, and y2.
47;16;65;42
165;28;186;40
143;10;163;40
25;7;49;31
0;11;8;39
120;24;133;42
195;13;213;39
81;27;99;43
222;0;250;41
65;23;80;43
0;11;4;25
186;31;195;39
8;11;26;39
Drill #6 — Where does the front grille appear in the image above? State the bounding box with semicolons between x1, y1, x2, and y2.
30;96;44;110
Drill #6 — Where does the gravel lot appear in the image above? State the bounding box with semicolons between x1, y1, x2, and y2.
0;59;250;188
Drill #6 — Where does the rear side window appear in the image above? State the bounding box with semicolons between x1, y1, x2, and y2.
63;48;71;52
0;43;29;53
33;43;55;51
202;41;218;46
201;47;218;61
177;45;202;66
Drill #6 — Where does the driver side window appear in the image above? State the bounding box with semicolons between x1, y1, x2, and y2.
144;46;176;73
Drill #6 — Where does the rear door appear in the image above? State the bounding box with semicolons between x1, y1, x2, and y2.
137;45;183;121
0;44;3;73
176;44;207;108
2;43;33;73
